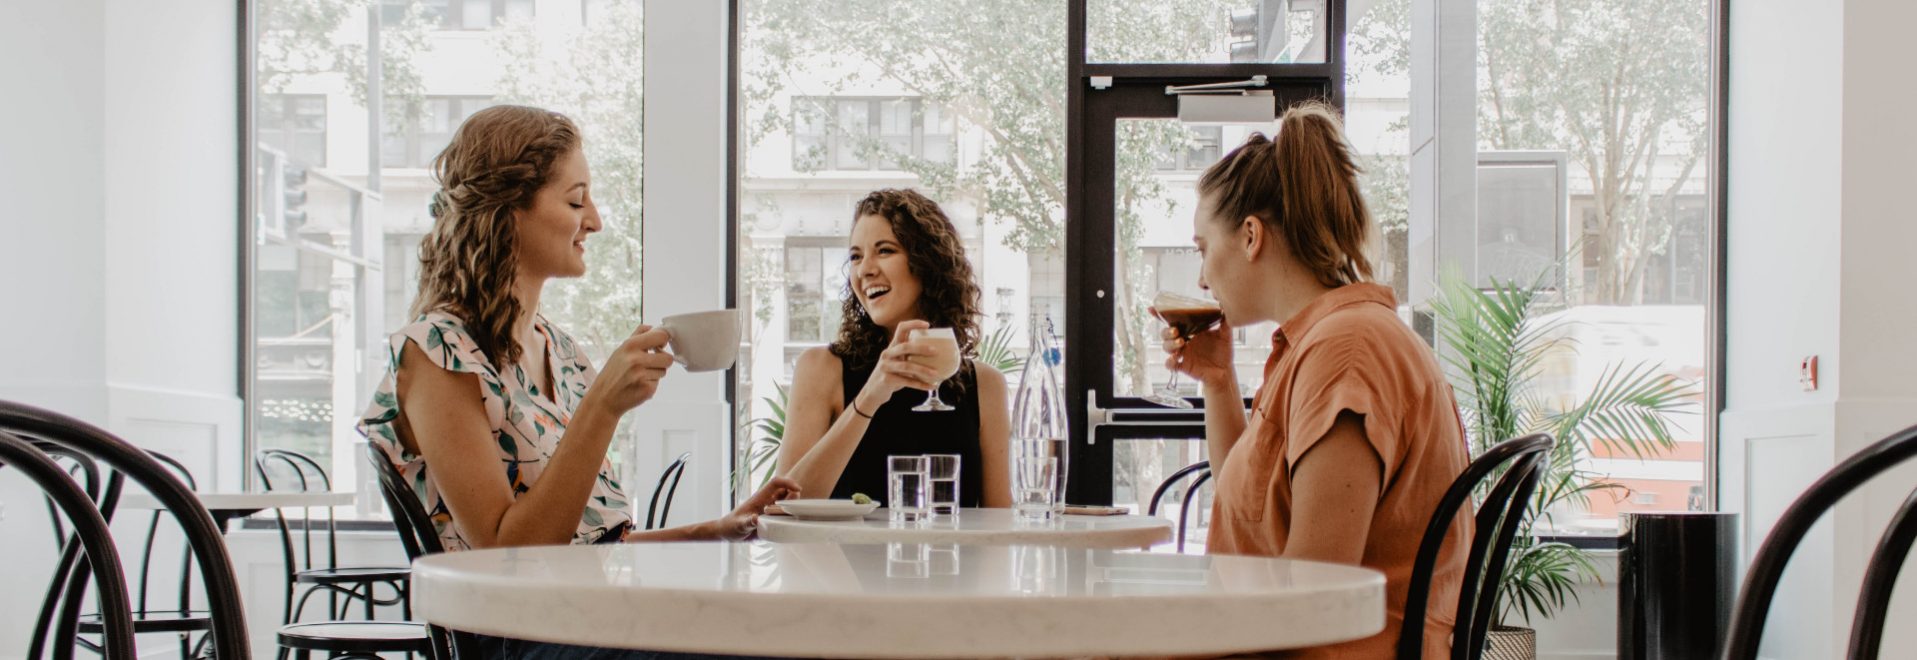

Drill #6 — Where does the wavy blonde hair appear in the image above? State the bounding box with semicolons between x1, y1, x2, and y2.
412;105;581;368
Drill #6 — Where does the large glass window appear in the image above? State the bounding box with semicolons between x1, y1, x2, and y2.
734;0;1716;541
1472;0;1715;533
250;0;644;508
739;0;1071;490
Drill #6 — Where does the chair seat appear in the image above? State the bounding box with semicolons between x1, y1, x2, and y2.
277;621;434;653
294;566;412;584
77;610;212;633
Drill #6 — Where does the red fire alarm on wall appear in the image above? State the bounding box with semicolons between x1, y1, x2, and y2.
1800;355;1819;391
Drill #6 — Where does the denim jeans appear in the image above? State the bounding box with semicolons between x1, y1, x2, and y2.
477;635;785;660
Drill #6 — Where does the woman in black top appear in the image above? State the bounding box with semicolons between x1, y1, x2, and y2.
777;189;1012;507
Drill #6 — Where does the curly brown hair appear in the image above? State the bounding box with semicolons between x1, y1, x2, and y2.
829;189;983;383
411;105;581;369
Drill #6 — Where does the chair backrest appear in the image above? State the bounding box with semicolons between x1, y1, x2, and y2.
40;448;105;551
1722;424;1917;660
1;431;136;660
256;448;339;573
25;440;126;660
1147;460;1212;553
365;443;481;660
1400;433;1555;660
0;399;250;660
365;443;445;558
132;451;201;619
646;452;691;530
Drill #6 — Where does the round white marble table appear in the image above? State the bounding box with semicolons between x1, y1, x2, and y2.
759;507;1174;549
412;541;1385;658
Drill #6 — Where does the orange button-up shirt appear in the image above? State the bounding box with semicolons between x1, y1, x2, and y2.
1208;283;1473;659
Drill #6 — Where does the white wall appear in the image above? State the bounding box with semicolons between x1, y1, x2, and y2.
103;0;245;491
1722;1;1917;658
1;1;242;657
1;2;109;657
0;0;108;420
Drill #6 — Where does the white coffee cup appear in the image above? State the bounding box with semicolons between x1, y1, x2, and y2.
660;309;740;372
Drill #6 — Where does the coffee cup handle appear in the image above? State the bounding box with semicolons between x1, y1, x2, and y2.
661;327;689;365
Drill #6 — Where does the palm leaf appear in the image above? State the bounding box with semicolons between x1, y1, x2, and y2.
975;324;1026;374
731;382;790;491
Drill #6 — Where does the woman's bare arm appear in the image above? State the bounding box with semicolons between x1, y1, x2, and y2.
974;363;1014;507
775;348;870;498
1282;412;1383;565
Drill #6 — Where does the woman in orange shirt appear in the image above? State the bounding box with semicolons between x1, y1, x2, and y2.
1161;102;1473;658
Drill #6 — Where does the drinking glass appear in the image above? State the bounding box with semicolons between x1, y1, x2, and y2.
1144;291;1223;409
888;455;930;523
1013;440;1060;523
925;453;962;515
910;327;962;412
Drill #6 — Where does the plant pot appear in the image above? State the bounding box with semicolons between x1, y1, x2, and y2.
1483;626;1537;660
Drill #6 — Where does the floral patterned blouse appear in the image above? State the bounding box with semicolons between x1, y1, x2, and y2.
357;311;634;550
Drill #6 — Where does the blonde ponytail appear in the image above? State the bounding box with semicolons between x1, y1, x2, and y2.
1197;101;1374;288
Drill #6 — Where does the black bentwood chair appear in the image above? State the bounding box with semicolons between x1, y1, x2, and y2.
1146;460;1213;554
1399;434;1555;660
1721;424;1917;660
0;399;249;660
1;431;137;660
366;444;483;660
255;448;412;624
645;451;691;530
26;438;125;660
65;452;216;660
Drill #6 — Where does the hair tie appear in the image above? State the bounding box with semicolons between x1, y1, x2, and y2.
428;190;449;219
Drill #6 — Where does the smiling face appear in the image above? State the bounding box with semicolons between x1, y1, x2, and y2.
514;147;601;280
848;213;924;329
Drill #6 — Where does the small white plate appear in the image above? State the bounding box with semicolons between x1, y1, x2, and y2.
777;499;879;521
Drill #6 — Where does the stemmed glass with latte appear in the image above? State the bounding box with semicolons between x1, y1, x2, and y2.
909;327;962;412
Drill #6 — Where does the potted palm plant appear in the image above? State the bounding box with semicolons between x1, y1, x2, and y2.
1430;271;1696;660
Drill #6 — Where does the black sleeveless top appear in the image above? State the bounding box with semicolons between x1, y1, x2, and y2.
833;358;985;507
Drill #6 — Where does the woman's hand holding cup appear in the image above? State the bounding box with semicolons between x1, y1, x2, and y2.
584;324;675;415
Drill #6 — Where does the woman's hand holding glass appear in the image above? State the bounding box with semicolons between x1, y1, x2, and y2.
581;325;676;416
852;320;945;414
1159;316;1235;390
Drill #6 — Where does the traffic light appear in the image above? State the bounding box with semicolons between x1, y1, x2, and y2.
1229;8;1261;62
282;162;308;231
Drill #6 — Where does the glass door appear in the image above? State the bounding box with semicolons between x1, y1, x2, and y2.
1062;0;1346;519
